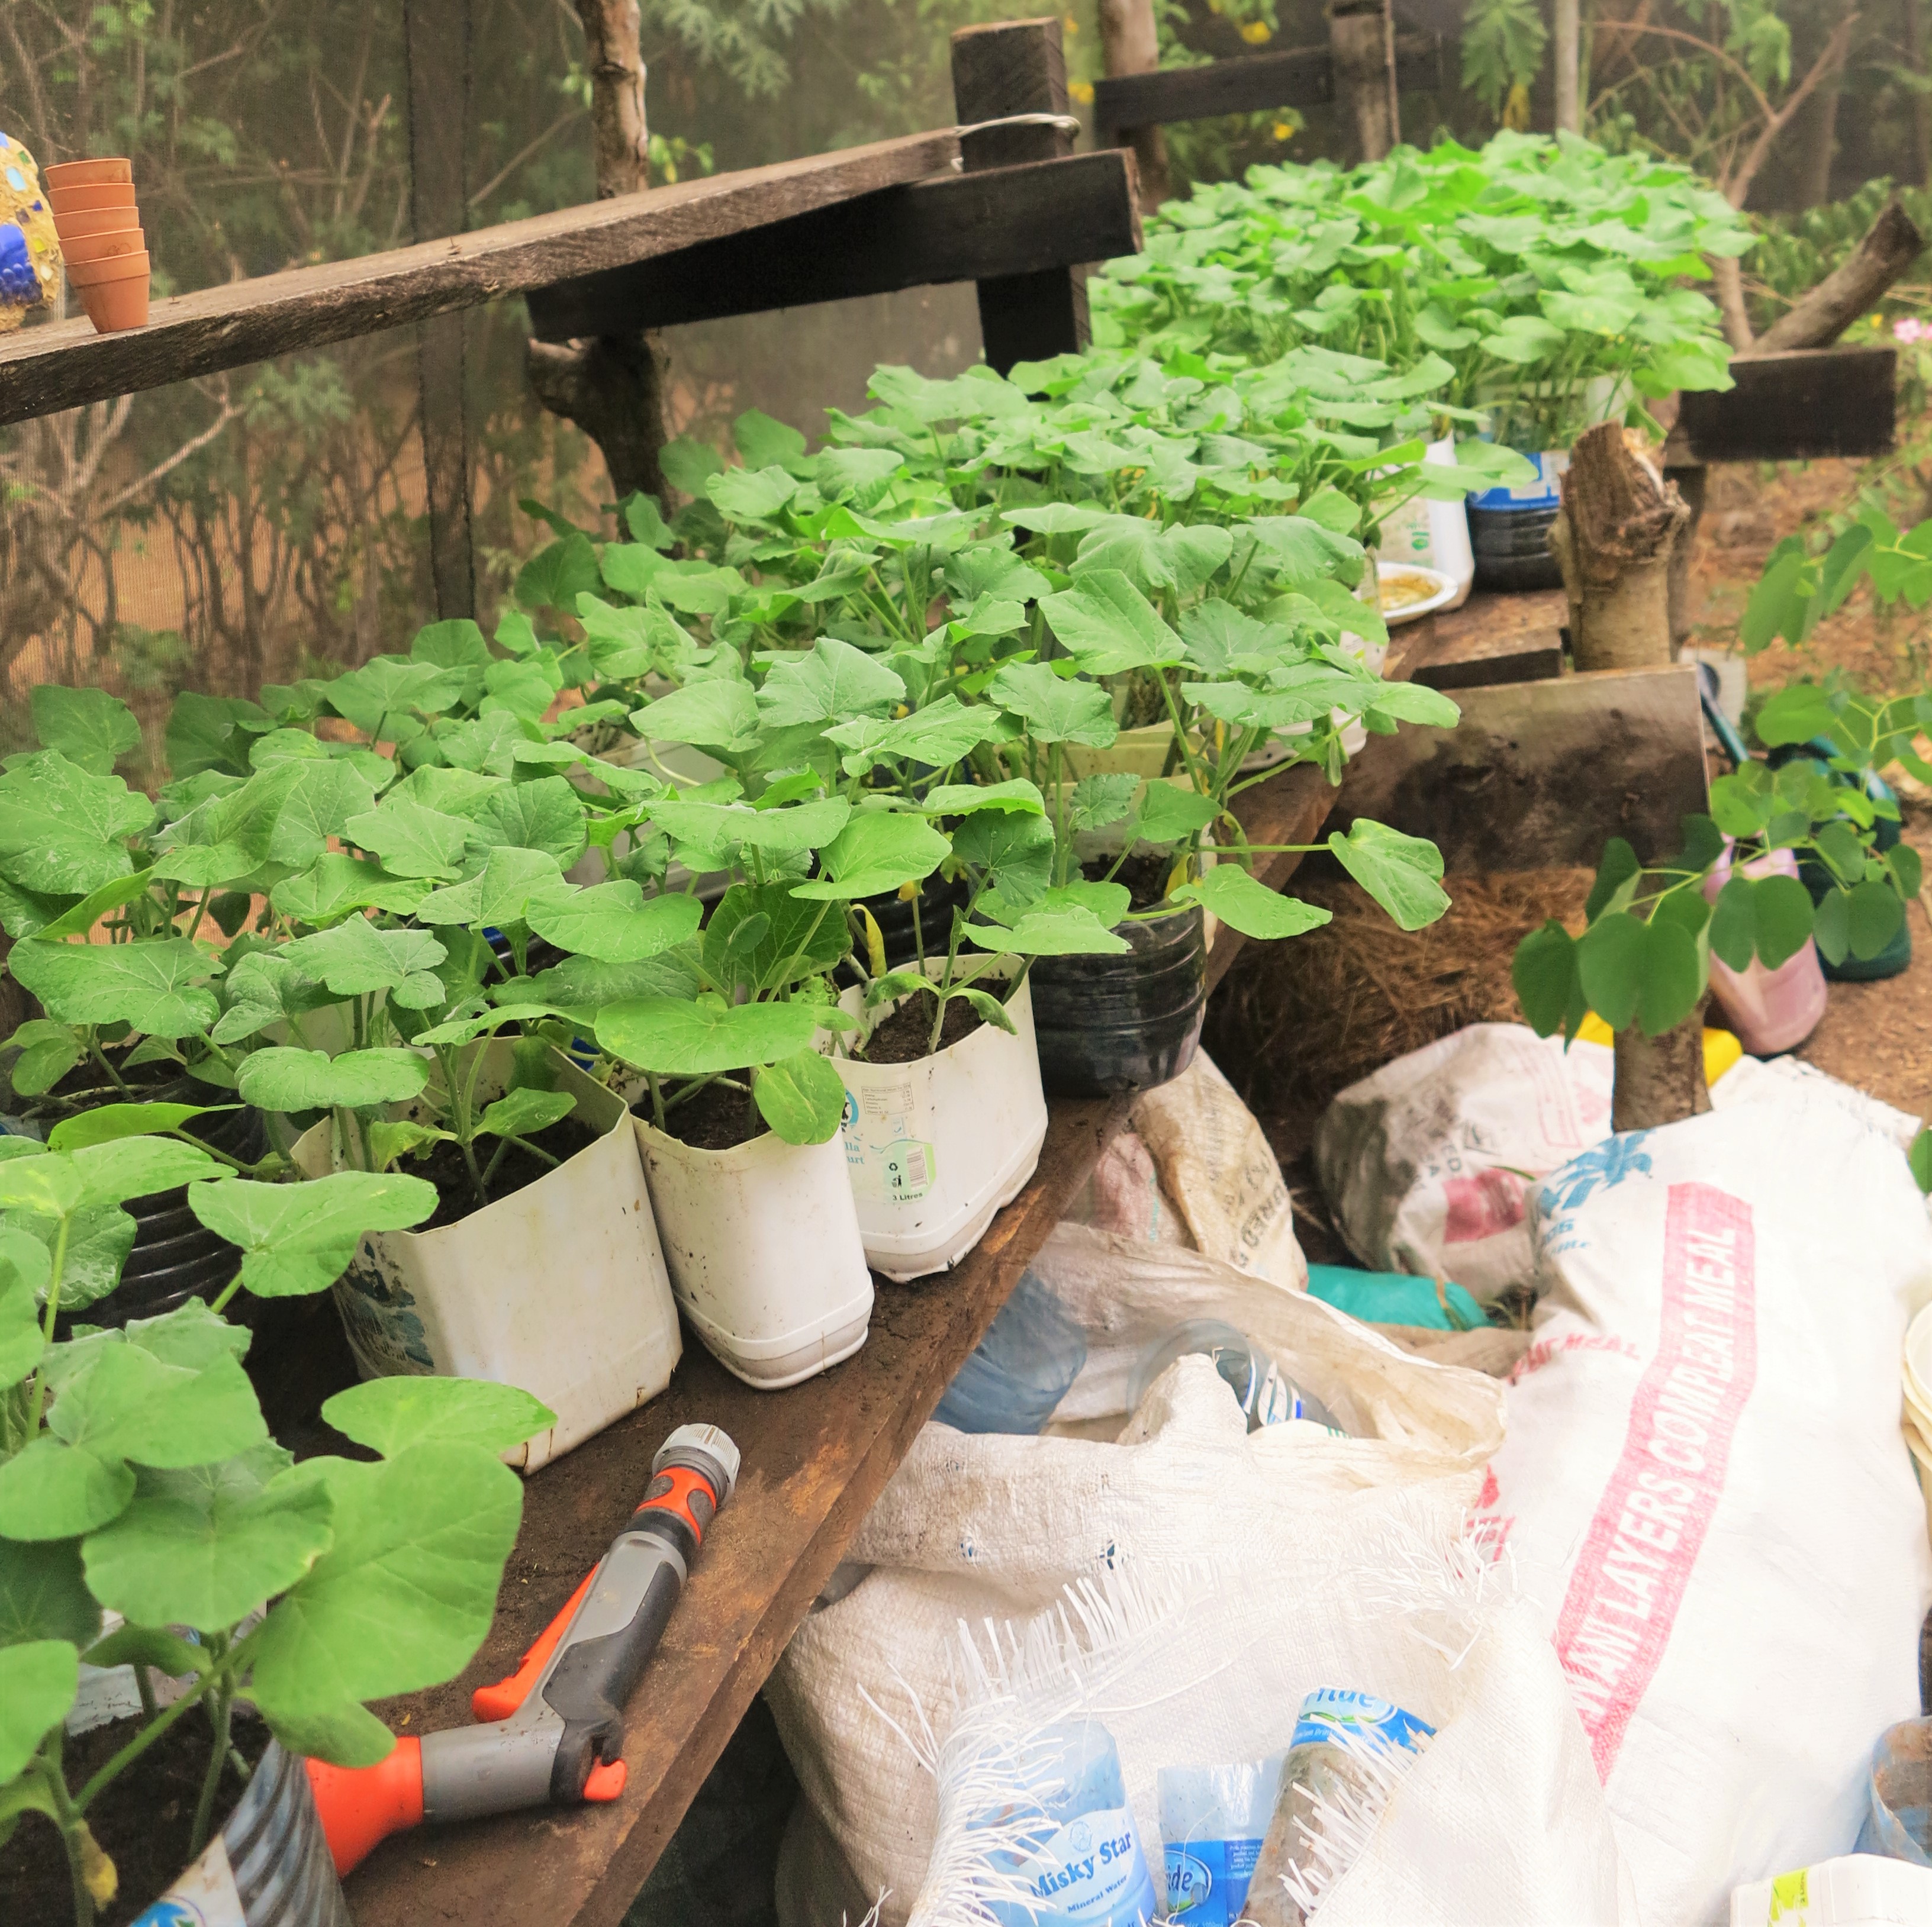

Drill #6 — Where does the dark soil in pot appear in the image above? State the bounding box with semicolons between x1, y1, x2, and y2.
641;1076;767;1152
859;992;987;1063
1;1708;272;1927
1104;851;1176;913
1028;856;1206;1099
412;1111;602;1230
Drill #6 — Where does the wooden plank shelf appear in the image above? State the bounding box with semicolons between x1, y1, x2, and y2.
527;150;1141;342
1093;36;1441;144
1672;345;1898;465
346;614;1451;1926
0;131;959;427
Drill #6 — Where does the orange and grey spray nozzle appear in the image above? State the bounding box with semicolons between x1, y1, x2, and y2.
306;1423;739;1876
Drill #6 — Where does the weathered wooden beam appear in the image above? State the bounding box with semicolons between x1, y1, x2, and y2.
1093;36;1440;143
1329;0;1400;161
405;0;476;623
0;130;959;428
951;18;1093;375
1405;588;1567;691
1331;663;1709;872
1673;345;1896;465
526;151;1141;342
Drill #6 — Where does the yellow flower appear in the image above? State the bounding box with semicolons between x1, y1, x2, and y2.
1064;12;1078;30
1503;81;1532;131
1271;120;1295;141
1239;18;1272;41
1070;79;1095;104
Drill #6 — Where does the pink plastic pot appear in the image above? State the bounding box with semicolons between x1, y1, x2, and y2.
1702;843;1828;1055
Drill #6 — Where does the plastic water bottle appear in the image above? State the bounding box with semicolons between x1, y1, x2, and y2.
1127;1320;1344;1434
980;1718;1159;1927
1244;1690;1434;1926
935;1269;1087;1436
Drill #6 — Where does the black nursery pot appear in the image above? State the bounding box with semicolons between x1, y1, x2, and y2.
79;1091;266;1331
836;871;973;988
1469;500;1565;593
1027;903;1207;1098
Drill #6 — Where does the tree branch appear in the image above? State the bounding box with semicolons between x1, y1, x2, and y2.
1722;12;1859;210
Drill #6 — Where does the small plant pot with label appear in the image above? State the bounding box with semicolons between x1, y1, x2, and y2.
43;157;134;189
48;181;137;218
835;962;1048;1282
46;204;137;241
631;1104;873;1391
59;225;143;267
294;1045;681;1470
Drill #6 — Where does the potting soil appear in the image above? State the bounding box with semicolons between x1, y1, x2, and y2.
1090;851;1173;914
646;1077;767;1151
2;1710;272;1927
415;1111;601;1229
858;986;1000;1064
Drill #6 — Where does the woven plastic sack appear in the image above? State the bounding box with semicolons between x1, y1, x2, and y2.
1068;1052;1306;1290
1479;1091;1932;1926
767;1226;1505;1921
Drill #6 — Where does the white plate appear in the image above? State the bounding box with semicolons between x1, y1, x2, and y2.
1377;561;1457;626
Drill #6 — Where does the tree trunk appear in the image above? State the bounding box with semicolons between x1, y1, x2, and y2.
1757;198;1927;353
1328;0;1399;162
1910;0;1931;188
1612;999;1712;1133
526;0;671;510
1550;423;1690;671
1096;0;1171;208
1793;62;1843;209
1664;459;1706;653
1554;0;1581;134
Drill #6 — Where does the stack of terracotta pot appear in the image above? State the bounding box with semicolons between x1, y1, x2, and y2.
45;157;148;333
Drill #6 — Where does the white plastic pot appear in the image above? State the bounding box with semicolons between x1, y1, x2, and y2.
633;1110;873;1390
1379;436;1475;609
294;1046;681;1471
835;967;1048;1282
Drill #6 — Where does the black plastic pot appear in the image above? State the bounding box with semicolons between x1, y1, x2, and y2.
865;871;972;969
80;1094;266;1330
1469;501;1564;592
1027;903;1207;1098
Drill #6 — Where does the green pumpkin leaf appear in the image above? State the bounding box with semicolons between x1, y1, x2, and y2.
0;1255;46;1384
791;813;950;901
7;939;220;1042
1039;570;1186;676
343;798;473;880
0;1641;78;1782
631;681;763;756
950;810;1055;906
7;1206;136;1312
0;753;150;897
475;1088;575;1142
210;951;335;1046
988;663;1119;748
757;637;904;729
920;780;1045;819
596;995;820;1076
1135;784;1218;846
245;1445;523;1722
0;1152;81;1219
51;1104;227;1156
236;1048;430;1114
0;1537;100;1651
31;689;141;777
514;533;601;614
69;1137;226;1209
471;776;587;869
4;1020;83;1098
1171;866;1331;940
284;919;449;1007
81;1443;335;1633
964;908;1130;957
0;1348;265;1541
526;883;703;963
413;846;571;932
1326;820;1450;931
751;1048;847;1145
186;1171;439;1298
270;853;429;926
321;1378;556;1459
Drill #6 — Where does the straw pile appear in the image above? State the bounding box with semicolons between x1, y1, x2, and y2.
1204;863;1595;1137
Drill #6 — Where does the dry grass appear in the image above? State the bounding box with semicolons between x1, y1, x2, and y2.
1204;863;1595;1144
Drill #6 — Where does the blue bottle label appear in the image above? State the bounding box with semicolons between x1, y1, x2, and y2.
1164;1835;1264;1923
1290;1688;1435;1755
992;1804;1158;1925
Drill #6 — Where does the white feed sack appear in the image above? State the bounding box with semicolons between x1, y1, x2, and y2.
1482;1093;1932;1926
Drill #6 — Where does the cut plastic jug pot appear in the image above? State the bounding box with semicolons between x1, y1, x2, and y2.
1702;842;1828;1055
933;1268;1086;1435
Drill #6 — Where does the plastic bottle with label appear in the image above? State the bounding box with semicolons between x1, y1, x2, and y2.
1244;1690;1435;1927
934;1268;1088;1435
1127;1320;1345;1434
978;1718;1160;1927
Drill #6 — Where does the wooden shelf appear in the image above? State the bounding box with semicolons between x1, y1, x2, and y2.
0;131;957;427
344;610;1445;1927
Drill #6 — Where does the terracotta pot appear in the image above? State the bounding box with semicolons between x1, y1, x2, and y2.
65;249;148;288
49;205;138;241
49;182;136;216
59;227;143;266
74;257;150;333
43;157;133;189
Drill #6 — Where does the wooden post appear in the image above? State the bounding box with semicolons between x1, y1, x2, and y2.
1553;0;1580;133
404;0;476;622
1327;0;1399;162
1096;0;1171;208
1550;422;1689;672
526;0;671;508
951;18;1094;374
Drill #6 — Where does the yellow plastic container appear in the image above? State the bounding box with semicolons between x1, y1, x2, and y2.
1572;1011;1744;1087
